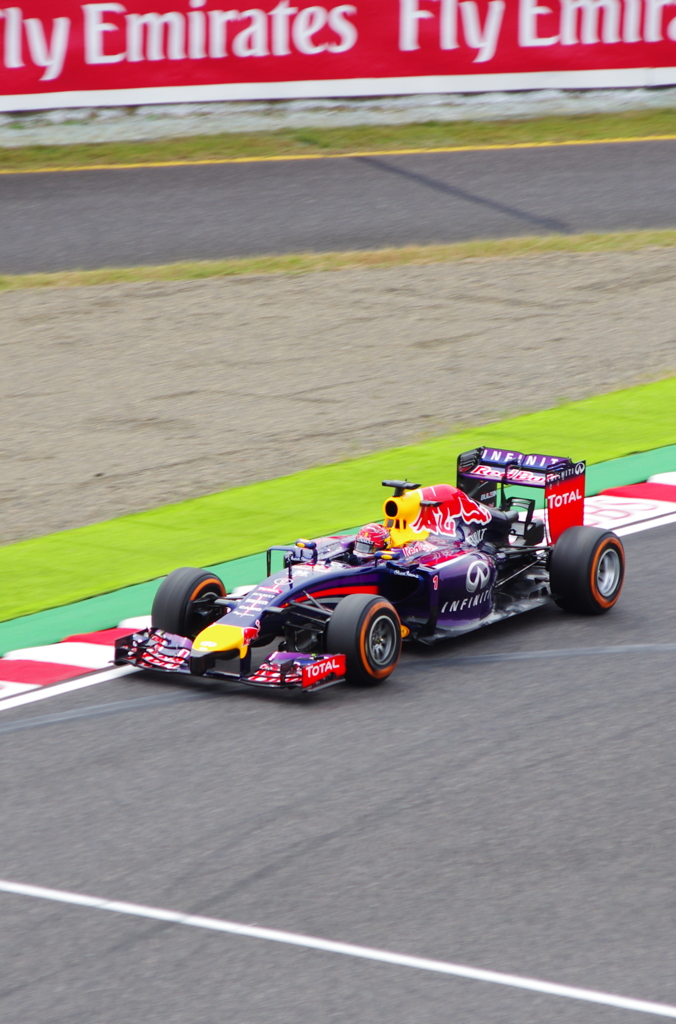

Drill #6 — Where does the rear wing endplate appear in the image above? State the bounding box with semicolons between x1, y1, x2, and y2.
543;461;586;544
457;447;585;543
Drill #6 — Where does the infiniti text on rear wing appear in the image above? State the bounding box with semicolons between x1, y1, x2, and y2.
457;447;585;544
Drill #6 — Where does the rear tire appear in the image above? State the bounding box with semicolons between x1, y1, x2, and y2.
325;594;401;686
549;527;625;615
152;567;226;639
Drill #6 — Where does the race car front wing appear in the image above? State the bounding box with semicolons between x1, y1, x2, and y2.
114;629;347;691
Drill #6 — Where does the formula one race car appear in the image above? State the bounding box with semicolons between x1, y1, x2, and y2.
115;446;625;692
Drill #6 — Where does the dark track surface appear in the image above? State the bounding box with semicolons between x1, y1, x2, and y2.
1;523;675;1023
3;140;676;273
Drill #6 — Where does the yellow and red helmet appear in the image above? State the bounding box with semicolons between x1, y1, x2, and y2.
354;523;390;559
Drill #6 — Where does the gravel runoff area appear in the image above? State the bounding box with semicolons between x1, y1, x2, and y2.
3;247;676;546
3;88;676;146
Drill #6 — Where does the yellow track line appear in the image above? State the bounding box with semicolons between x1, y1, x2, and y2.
2;132;676;175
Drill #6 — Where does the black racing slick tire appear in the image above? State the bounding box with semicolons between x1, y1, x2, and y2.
151;567;226;639
549;526;625;615
325;594;402;686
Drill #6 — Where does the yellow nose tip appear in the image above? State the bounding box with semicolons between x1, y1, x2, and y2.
192;624;249;658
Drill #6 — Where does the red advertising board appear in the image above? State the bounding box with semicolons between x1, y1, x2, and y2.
2;1;676;110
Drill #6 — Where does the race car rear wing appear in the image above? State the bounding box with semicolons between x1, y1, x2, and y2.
457;447;586;544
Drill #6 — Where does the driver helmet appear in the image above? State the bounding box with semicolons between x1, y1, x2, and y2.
354;523;390;559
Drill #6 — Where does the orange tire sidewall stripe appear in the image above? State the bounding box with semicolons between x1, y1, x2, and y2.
589;540;624;609
189;578;226;602
358;601;402;679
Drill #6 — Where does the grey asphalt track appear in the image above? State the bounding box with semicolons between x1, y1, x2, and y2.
1;522;675;1023
2;139;676;273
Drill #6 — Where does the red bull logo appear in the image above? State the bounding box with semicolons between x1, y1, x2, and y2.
410;485;492;537
242;625;260;645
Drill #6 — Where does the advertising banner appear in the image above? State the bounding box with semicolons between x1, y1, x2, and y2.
2;1;676;111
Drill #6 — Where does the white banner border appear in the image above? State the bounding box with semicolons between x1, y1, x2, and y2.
3;66;676;112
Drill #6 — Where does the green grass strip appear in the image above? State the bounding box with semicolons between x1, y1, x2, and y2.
3;376;676;623
0;552;267;655
3;230;676;292
3;108;676;171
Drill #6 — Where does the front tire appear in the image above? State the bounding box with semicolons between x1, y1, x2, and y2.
152;567;226;639
549;527;625;615
325;594;402;686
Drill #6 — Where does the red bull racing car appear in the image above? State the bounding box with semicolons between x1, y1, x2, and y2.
115;446;625;692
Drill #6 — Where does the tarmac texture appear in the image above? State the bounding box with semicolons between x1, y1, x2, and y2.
2;141;676;274
1;523;675;1023
3;248;676;544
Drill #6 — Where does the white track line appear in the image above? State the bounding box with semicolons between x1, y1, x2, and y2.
616;511;676;536
0;880;675;1018
0;665;138;714
0;681;39;698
